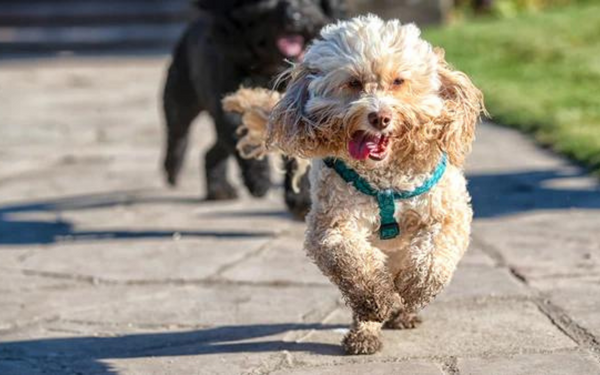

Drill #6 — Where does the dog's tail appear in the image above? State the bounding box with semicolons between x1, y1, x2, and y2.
223;87;310;192
222;87;281;160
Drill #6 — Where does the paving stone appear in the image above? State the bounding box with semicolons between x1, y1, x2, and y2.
467;122;573;174
2;56;600;374
529;276;600;340
0;58;165;147
10;236;272;282
0;267;79;293
65;284;340;327
459;351;600;375
473;211;600;280
221;232;498;288
0;186;291;248
0;285;341;374
291;300;576;365
99;353;280;375
0;323;290;375
221;230;329;286
467;122;600;220
459;245;496;267
0;283;340;331
438;264;527;302
271;361;444;375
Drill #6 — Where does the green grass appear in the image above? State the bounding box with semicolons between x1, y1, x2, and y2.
425;4;600;173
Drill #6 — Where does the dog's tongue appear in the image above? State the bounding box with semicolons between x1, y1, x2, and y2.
276;35;305;57
348;131;382;160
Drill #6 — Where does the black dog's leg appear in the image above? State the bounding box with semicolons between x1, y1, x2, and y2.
284;157;311;220
162;44;201;186
235;154;271;198
205;109;272;200
204;110;242;200
204;141;238;200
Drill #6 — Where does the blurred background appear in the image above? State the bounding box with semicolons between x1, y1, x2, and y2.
1;1;599;374
1;0;597;174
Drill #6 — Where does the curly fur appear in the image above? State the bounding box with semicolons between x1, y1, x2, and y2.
223;88;280;160
224;15;485;355
223;88;311;193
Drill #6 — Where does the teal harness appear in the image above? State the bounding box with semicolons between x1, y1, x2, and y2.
323;153;448;240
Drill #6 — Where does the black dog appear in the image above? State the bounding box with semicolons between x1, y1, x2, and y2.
162;0;346;218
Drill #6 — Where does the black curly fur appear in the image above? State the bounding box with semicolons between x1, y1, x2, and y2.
163;0;347;210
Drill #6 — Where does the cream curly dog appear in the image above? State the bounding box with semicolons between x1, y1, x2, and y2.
224;15;485;355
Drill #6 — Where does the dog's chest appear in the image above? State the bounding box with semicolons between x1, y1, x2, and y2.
312;161;437;250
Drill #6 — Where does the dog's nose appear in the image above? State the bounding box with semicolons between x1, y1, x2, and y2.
368;111;392;130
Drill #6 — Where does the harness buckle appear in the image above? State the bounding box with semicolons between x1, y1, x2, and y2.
380;222;400;240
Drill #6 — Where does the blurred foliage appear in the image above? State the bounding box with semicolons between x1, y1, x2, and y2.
425;3;600;174
454;0;597;19
491;0;596;17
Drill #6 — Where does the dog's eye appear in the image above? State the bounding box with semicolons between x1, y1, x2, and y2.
347;79;362;90
392;78;405;87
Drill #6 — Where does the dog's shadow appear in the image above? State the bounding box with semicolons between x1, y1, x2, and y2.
2;167;599;245
0;190;285;246
0;323;345;374
468;168;600;218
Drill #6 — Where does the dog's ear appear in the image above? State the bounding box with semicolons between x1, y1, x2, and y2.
268;64;318;156
435;48;486;167
222;87;281;160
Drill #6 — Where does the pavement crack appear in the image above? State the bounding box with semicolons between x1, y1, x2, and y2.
470;235;507;268
472;236;600;361
59;318;212;331
478;234;600;363
534;297;600;361
472;235;532;287
209;230;290;279
18;267;330;289
0;316;62;336
21;268;103;285
508;267;528;284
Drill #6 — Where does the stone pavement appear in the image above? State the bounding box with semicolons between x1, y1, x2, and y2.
0;56;599;375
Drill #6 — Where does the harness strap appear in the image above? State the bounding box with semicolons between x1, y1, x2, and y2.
323;154;447;240
377;189;400;239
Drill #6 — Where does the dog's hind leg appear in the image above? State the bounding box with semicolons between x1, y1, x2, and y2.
204;140;238;201
162;47;202;186
204;110;249;201
383;309;422;330
283;157;311;220
235;154;271;198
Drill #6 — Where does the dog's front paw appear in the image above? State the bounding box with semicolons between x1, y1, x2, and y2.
383;312;422;330
352;291;399;323
342;322;382;355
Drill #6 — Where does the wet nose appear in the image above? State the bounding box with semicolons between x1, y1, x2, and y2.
368;111;392;130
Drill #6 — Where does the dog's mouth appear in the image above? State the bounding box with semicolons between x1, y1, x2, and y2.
276;34;305;58
348;131;390;161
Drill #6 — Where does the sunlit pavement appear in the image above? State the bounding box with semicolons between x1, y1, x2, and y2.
1;56;599;374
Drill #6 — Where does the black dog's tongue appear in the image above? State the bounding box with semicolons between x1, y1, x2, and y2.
276;35;305;57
